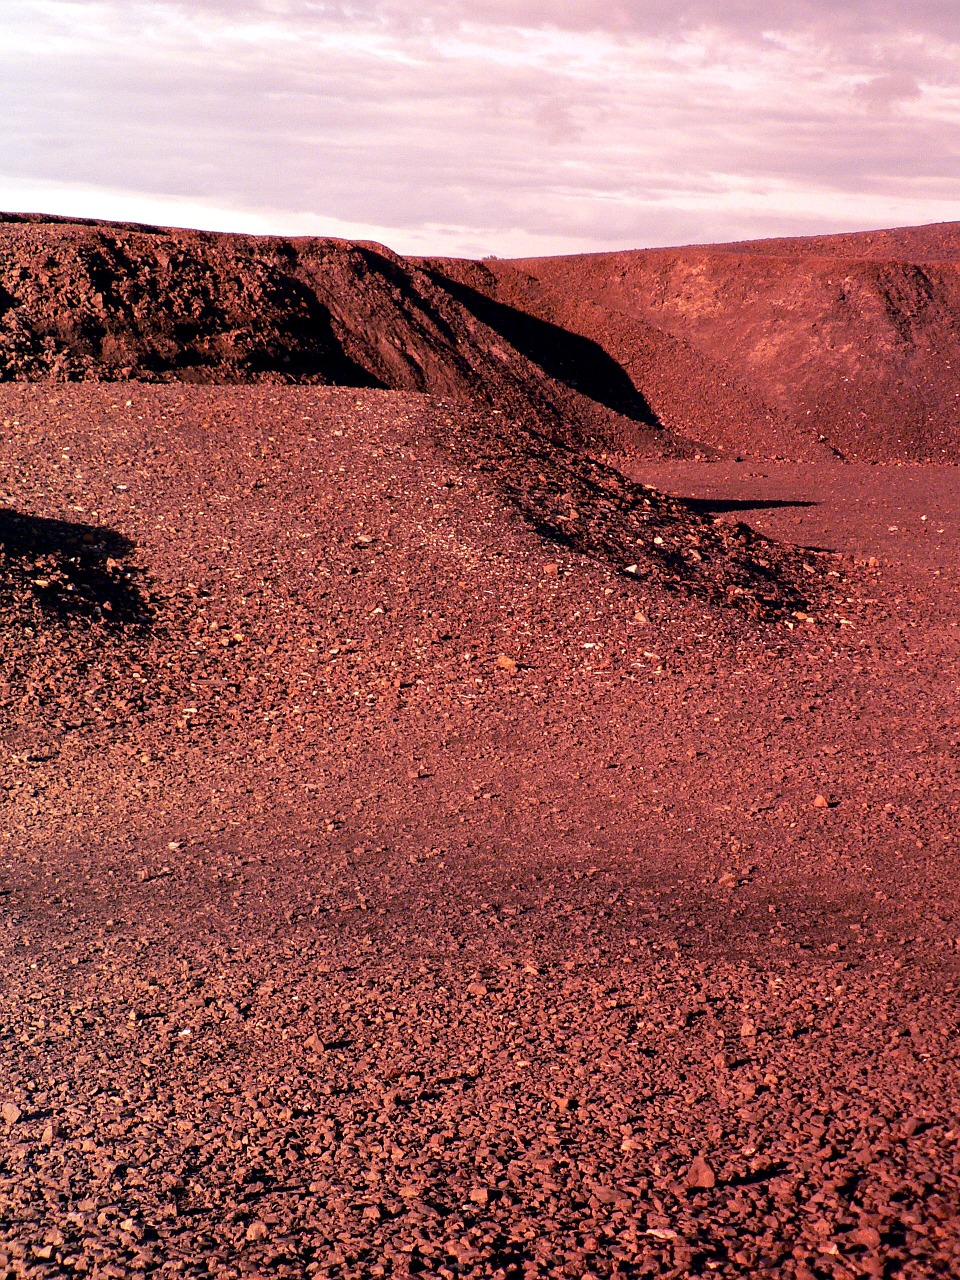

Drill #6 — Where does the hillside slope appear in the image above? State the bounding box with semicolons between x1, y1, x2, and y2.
3;213;959;461
0;214;682;457
422;257;822;462
426;220;960;462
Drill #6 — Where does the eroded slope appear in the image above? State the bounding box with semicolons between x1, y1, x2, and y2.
0;214;681;457
427;219;960;462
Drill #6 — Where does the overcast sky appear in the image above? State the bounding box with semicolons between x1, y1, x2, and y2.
0;1;957;256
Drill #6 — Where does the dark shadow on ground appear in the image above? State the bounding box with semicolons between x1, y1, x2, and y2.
0;508;153;628
426;269;662;427
678;498;818;515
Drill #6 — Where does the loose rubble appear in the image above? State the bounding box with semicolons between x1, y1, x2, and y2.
0;384;957;1280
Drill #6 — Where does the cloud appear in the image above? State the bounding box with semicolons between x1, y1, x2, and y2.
855;70;924;108
142;0;960;42
0;0;957;255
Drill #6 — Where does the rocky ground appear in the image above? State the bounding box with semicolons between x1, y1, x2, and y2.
0;384;958;1279
8;214;960;468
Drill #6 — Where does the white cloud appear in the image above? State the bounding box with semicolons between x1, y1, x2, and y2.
0;175;617;256
0;0;957;255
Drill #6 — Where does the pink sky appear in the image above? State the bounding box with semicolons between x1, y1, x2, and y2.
0;1;957;256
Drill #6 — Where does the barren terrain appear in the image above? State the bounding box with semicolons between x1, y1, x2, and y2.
428;220;960;463
0;219;958;1280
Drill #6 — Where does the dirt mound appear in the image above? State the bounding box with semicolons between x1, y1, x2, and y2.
439;399;819;619
0;214;849;615
0;215;685;457
425;219;960;462
0;382;827;850
6;213;958;464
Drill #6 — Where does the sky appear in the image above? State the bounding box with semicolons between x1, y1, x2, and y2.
0;1;958;257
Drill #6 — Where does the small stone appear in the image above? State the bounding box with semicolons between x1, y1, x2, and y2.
813;794;830;808
466;982;488;998
245;1221;268;1242
740;1019;757;1039
495;655;518;673
469;1187;490;1205
685;1156;716;1189
1;1103;21;1126
851;1227;882;1250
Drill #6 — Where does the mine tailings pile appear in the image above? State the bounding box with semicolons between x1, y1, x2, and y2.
0;213;678;458
423;218;960;463
4;213;960;464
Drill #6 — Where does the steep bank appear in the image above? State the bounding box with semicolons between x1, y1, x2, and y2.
428;220;960;462
0;214;681;457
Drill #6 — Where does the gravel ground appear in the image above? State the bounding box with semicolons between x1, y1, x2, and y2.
0;385;958;1280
